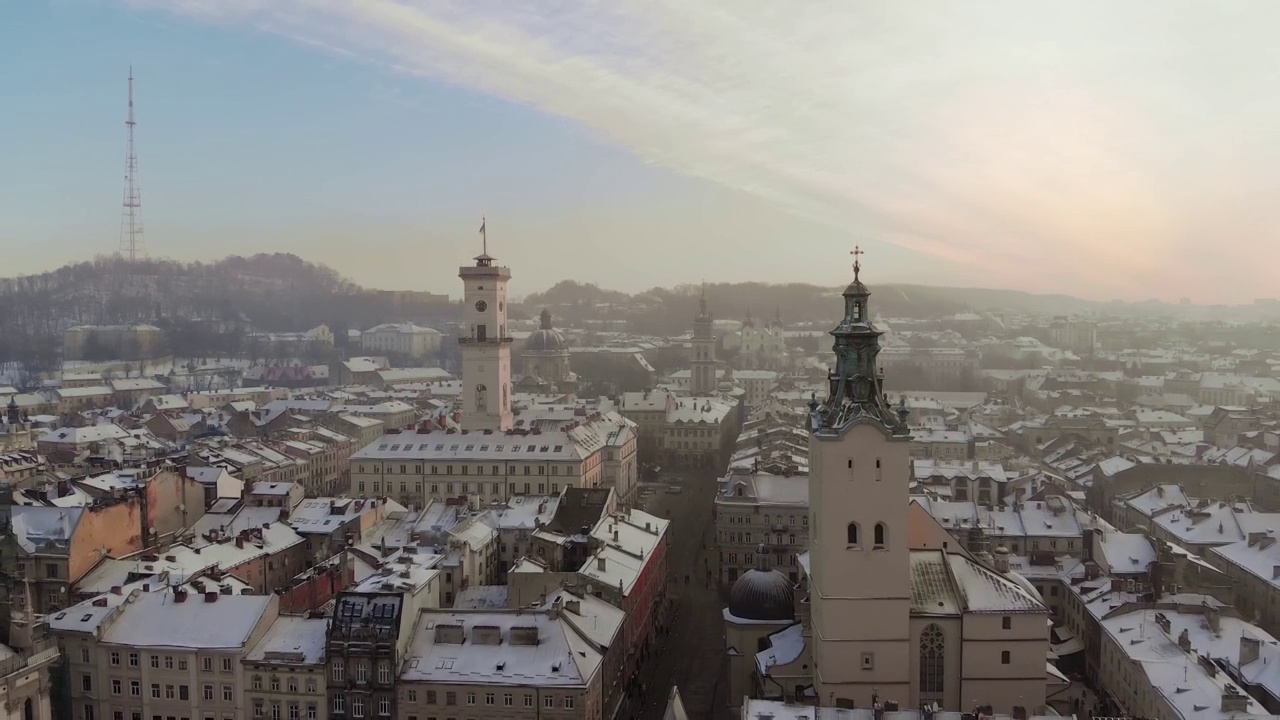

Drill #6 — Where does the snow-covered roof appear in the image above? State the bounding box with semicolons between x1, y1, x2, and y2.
400;610;602;688
99;592;275;650
755;622;804;676
245;615;328;665
908;550;1045;615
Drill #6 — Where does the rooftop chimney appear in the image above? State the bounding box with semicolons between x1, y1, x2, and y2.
508;626;540;646
1241;635;1262;667
204;591;218;603
1221;687;1250;713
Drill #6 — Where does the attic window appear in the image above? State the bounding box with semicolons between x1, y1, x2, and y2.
378;444;389;451
496;445;504;451
464;445;475;451
526;447;535;453
553;445;563;452
389;444;401;451
479;445;489;451
434;445;444;451
449;445;459;451
81;614;93;622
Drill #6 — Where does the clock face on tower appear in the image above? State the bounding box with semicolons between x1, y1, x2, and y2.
475;300;488;312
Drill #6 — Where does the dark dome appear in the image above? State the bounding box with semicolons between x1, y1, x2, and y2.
525;308;568;353
728;569;794;621
525;328;567;353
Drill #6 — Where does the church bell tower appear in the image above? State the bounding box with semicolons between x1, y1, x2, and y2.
691;284;717;394
807;247;912;707
458;227;513;432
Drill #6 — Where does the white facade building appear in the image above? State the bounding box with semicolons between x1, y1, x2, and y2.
359;323;443;359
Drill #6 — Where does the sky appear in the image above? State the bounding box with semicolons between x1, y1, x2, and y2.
3;2;1279;304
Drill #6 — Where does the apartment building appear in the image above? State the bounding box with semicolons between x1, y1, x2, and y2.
715;467;809;587
243;615;329;720
349;411;636;511
50;590;279;720
396;606;604;720
1207;531;1280;639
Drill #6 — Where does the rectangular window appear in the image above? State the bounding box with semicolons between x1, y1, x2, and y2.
112;679;122;695
204;685;214;701
223;686;234;702
1002;616;1012;630
129;652;140;667
565;696;575;710
130;681;140;697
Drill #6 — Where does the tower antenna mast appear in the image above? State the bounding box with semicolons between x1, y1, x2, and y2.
119;67;146;261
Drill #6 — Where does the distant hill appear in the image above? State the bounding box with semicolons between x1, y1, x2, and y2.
0;254;449;368
519;278;1108;335
3;253;1222;370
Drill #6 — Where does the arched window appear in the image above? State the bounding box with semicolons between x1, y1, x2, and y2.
846;522;860;546
920;624;945;705
874;522;887;548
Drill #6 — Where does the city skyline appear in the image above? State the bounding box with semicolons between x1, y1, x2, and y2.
5;2;1280;303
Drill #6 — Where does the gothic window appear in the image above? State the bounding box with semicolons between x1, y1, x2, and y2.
873;522;887;548
919;624;945;705
476;384;487;409
846;522;860;546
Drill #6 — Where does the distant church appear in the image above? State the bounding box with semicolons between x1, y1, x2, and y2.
723;250;1051;716
519;308;577;395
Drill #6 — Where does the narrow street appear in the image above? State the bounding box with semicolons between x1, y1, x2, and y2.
619;468;731;720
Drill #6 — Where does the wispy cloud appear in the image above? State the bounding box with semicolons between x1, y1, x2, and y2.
121;0;1280;301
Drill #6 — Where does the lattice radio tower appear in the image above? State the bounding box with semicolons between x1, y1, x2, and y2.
119;66;146;261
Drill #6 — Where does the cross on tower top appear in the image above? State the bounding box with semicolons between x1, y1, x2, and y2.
851;245;864;280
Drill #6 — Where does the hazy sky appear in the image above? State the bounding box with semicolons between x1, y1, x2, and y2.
4;2;1280;303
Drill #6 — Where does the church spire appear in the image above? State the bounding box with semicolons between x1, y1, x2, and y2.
812;246;908;435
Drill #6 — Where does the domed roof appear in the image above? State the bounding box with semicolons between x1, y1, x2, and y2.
728;569;794;621
524;309;567;354
842;278;870;297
